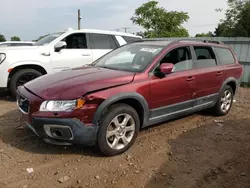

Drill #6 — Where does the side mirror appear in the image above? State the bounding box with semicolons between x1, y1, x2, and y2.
54;41;66;52
160;63;174;74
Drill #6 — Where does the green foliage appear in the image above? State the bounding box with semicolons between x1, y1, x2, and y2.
11;36;21;41
195;32;214;37
131;1;189;38
0;34;6;42
215;0;250;37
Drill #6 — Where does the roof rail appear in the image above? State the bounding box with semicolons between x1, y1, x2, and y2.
140;38;224;44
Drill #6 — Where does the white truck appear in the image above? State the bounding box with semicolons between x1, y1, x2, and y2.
0;29;141;96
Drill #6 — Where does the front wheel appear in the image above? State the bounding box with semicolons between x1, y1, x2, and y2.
10;69;43;97
97;104;140;156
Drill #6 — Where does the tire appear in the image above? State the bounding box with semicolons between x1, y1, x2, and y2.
97;103;140;156
213;85;234;116
10;69;43;97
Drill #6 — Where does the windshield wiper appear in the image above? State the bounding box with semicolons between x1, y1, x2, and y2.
97;66;120;71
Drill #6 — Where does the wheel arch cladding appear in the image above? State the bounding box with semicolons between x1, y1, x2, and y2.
220;77;237;95
92;92;150;128
8;64;47;79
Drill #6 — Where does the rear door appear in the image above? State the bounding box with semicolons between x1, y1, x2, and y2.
50;33;93;71
89;33;118;61
191;45;225;107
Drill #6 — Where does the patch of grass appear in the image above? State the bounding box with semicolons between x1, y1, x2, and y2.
240;82;250;88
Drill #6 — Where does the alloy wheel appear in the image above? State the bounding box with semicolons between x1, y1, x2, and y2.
106;113;135;150
220;89;232;113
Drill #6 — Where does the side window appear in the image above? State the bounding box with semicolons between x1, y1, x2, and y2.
90;34;117;49
122;36;141;43
160;47;193;72
194;46;217;68
63;33;88;49
214;47;235;65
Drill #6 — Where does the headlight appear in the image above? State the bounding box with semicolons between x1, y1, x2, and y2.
0;53;6;64
39;99;85;112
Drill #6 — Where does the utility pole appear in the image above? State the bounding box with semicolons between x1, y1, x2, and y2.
78;9;81;30
121;27;130;33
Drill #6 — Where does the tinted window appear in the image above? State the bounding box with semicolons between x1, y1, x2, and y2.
160;47;193;72
123;36;141;43
64;33;88;49
194;46;216;68
214;47;235;65
11;43;33;46
90;34;117;49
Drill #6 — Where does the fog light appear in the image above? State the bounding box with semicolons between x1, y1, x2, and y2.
44;125;74;140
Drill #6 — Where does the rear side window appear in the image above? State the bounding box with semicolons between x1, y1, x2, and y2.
194;46;217;68
214;47;235;65
122;36;141;43
90;34;117;49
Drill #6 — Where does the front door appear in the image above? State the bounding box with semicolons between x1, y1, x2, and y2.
50;33;93;72
149;46;196;122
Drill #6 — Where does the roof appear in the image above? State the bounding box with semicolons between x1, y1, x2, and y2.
131;39;228;48
65;29;142;38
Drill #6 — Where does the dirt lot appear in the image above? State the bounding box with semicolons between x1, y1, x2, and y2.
0;88;250;188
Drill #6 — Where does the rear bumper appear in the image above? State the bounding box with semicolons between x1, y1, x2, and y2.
27;117;98;146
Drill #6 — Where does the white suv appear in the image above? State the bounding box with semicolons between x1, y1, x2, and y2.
0;29;141;96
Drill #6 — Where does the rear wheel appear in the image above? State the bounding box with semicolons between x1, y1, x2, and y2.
10;69;42;97
213;85;233;116
97;104;140;156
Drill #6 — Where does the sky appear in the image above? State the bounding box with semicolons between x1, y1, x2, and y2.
0;0;228;41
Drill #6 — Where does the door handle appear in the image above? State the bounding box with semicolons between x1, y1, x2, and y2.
216;71;223;76
186;76;195;82
81;54;91;56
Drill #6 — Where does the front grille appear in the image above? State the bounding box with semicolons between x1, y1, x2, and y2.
17;94;30;113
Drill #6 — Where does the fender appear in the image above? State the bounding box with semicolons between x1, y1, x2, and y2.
92;92;150;127
219;77;238;94
9;61;52;74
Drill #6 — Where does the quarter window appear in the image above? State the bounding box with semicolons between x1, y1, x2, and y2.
214;47;235;65
160;47;193;72
194;46;217;68
90;34;117;49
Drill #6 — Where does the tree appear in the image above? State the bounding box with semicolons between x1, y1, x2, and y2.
0;34;6;42
215;0;250;37
195;32;214;37
131;1;189;38
11;36;21;41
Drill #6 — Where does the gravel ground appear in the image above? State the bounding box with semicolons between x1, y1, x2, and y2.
0;88;249;188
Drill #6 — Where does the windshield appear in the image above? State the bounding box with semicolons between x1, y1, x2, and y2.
34;32;65;46
93;45;163;72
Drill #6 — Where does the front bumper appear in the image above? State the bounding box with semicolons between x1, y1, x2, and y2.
27;117;98;146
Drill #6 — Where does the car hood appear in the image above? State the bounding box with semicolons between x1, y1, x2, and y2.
24;66;135;100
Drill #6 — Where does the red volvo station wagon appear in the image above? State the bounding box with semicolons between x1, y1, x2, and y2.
17;39;243;156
